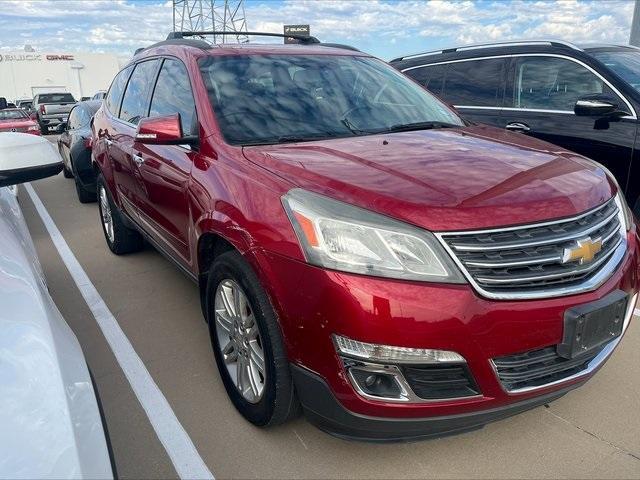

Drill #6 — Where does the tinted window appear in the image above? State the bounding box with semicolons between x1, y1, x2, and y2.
592;50;640;93
120;60;159;125
106;66;133;115
510;57;621;111
150;59;197;135
441;59;505;107
38;93;75;103
408;64;446;94
199;55;463;146
69;106;92;128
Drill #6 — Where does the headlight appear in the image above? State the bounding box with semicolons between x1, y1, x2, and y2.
27;125;38;131
282;189;464;282
614;192;633;232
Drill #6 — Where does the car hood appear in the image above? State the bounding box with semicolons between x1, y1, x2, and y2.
0;187;112;479
242;125;614;231
0;119;36;129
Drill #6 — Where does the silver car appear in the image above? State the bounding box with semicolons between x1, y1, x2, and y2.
0;133;114;479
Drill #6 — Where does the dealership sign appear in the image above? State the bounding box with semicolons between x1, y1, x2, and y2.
0;54;74;62
284;25;310;44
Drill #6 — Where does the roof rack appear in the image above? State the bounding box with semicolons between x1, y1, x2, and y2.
391;39;582;63
167;31;321;44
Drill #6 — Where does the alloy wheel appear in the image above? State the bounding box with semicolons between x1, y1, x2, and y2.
214;279;266;403
99;186;115;243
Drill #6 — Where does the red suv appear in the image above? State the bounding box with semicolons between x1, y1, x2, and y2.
91;32;639;441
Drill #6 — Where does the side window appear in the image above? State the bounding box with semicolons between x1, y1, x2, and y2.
408;64;446;95
441;58;506;107
149;59;197;135
67;108;79;129
510;57;622;111
105;66;133;116
119;60;160;125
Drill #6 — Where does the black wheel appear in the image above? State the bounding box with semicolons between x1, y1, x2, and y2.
97;174;143;255
63;163;73;178
206;250;300;426
75;176;97;203
38;118;48;135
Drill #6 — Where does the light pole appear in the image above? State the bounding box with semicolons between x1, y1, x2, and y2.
631;0;640;46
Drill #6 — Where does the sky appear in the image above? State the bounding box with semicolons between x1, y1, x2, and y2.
0;0;637;61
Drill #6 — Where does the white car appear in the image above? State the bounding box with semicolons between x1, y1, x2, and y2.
0;133;114;479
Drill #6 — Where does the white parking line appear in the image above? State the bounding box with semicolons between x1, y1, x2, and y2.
25;183;214;480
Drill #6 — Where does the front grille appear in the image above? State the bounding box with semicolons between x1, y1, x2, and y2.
401;364;479;400
493;345;601;392
440;198;625;299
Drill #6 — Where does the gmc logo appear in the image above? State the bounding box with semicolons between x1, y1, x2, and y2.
46;54;74;61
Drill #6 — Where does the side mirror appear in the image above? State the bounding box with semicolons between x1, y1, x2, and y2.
135;114;198;146
574;95;629;118
0;133;63;187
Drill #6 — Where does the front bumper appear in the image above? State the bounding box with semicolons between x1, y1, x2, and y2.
291;363;579;441
251;228;639;438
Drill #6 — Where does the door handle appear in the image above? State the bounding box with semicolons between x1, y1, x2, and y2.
505;122;531;132
132;154;145;166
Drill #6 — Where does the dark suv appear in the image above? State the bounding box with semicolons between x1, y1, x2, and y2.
391;41;640;216
91;32;638;441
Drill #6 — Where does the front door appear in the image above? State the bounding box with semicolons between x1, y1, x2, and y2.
499;55;637;204
131;57;198;267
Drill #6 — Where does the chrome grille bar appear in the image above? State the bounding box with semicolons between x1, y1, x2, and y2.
437;197;626;300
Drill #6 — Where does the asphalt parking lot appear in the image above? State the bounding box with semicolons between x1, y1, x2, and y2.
16;135;640;479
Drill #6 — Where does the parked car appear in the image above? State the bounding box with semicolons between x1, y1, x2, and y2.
91;32;638;441
92;91;107;100
0;133;114;478
0;108;40;135
16;99;33;112
391;41;640;217
33;92;76;134
57;100;101;202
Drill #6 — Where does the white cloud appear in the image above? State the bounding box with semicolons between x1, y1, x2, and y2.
0;0;636;59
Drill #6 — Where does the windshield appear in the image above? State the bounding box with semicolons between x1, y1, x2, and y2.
0;109;28;120
199;55;463;146
592;50;640;93
39;93;75;103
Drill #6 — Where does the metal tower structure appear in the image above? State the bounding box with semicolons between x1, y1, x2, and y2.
172;0;249;43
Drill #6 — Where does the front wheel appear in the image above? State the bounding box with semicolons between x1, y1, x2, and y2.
206;250;300;426
97;174;143;255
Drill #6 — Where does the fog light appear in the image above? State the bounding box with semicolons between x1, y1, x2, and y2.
333;334;465;364
349;368;403;399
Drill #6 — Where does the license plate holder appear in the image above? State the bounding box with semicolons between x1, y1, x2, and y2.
558;290;628;359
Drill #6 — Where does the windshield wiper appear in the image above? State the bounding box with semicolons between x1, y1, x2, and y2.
386;121;460;133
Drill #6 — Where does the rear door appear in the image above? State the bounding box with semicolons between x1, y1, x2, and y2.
110;59;161;217
131;57;198;265
499;55;637;197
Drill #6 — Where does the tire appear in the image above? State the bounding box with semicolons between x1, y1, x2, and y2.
96;174;143;255
206;250;300;426
39;120;47;135
63;163;73;178
75;176;97;203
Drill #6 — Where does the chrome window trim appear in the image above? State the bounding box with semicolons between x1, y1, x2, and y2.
435;198;628;300
490;292;637;394
401;53;637;120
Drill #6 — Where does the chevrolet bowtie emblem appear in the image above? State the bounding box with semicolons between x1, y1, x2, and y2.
562;237;603;265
